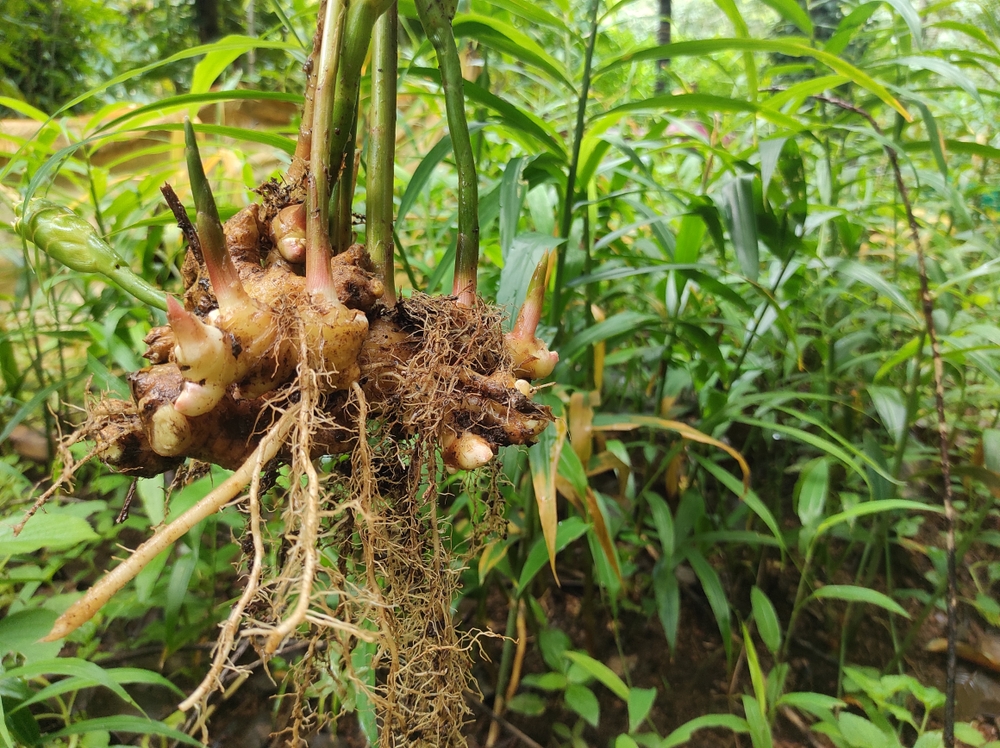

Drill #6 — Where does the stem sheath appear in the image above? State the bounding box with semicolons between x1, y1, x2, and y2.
367;2;398;305
415;0;479;305
306;0;347;298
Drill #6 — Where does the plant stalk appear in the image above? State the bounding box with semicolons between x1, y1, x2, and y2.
332;99;359;252
549;0;600;329
287;0;325;186
415;0;479;305
328;0;393;202
306;0;347;298
367;2;398;305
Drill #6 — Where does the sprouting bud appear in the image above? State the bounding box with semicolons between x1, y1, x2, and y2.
442;430;495;471
514;379;533;397
166;296;233;416
184;119;249;310
15;199;167;310
505;254;558;380
272;204;307;263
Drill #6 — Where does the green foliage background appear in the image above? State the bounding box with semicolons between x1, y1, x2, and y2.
1;0;1000;746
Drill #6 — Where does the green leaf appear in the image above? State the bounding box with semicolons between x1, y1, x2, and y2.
499;156;528;258
777;691;845;718
826;3;880;55
521;672;568;691
591;94;803;133
750;587;781;655
0;609;61;663
795;458;829;529
816;499;942;539
562;312;660;362
0;512;98;555
653;557;680;652
837;712;893;748
742;625;768;714
892;56;981;104
694;457;786;550
564;651;629;701
687;550;732;661
660;713;750;748
955;724;986;747
760;0;813;35
616;736;641;748
453;14;575;90
408;67;564;157
881;0;922;48
759;138;787;196
517;517;589;592
742;694;773;748
915;103;948;180
2;659;141;715
2;695;40;748
807;585;909;618
723;175;759;282
870;387;907;446
674;214;706;265
497;233;563;321
628;687;657;733
190;47;246;95
735;416;887;489
595;39;911;121
484;0;568;32
564;683;600;727
646;493;675;561
15;667;184;711
506;692;547;716
913;732;945;748
46;716;202;747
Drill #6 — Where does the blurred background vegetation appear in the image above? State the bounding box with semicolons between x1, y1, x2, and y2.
2;0;1000;746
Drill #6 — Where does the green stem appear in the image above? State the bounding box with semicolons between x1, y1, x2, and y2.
288;0;324;185
415;0;479;305
726;252;795;389
367;3;398;305
332;98;359;253
306;0;347;298
328;0;392;199
549;0;600;330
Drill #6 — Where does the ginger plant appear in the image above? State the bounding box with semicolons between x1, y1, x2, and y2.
12;1;558;744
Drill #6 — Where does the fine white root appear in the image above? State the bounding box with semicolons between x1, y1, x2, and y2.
42;404;301;643
179;430;270;712
249;348;322;654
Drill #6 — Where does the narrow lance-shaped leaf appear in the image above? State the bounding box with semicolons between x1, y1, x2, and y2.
723;174;759;282
595;38;911;121
528;416;567;583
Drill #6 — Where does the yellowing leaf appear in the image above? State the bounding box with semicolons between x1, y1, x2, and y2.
596;415;751;494
528;416;567;583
